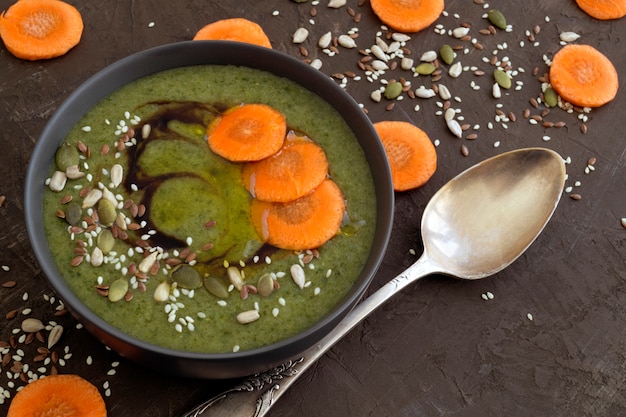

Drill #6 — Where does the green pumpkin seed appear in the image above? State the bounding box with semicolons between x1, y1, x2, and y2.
383;81;403;100
544;87;558;107
440;44;455;65
97;229;115;254
108;278;128;302
414;63;437;75
65;202;82;226
171;264;202;289
257;273;275;297
97;198;117;227
55;142;79;172
204;275;229;299
494;68;512;89
488;9;507;30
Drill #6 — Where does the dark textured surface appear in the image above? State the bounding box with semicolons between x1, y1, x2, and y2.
1;0;625;416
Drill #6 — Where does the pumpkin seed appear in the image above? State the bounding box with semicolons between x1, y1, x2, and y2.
97;198;117;227
494;68;512;89
97;229;115;254
384;81;403;99
65;202;82;226
171;264;202;289
204;275;229;299
440;44;455;65
487;9;507;30
257;273;275;297
414;63;437;75
108;278;129;302
55;142;79;171
544;87;558;107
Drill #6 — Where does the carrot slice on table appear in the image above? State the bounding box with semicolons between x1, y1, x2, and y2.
250;179;345;250
549;44;619;108
575;0;626;20
207;103;287;162
193;18;272;48
374;120;437;192
242;132;329;202
0;0;83;60
7;374;107;417
369;0;444;33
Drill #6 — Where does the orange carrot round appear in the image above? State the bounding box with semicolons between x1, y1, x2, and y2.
242;132;329;203
549;44;619;108
193;18;272;48
0;0;83;60
374;121;437;192
7;374;107;417
207;103;287;162
370;0;444;33
575;0;626;20
250;179;345;250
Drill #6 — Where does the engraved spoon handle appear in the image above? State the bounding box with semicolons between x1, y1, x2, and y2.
183;255;438;417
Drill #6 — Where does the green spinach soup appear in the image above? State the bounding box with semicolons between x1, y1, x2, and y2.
43;65;376;353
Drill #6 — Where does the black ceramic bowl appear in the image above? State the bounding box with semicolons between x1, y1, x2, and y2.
24;41;393;379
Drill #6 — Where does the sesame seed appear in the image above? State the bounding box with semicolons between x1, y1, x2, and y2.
527;313;534;321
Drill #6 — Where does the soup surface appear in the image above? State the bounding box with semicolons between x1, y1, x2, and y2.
43;65;377;353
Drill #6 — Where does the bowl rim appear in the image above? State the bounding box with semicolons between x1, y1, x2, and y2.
24;40;394;376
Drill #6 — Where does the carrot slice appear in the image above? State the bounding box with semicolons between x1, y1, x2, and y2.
242;132;329;203
549;44;619;108
575;0;626;20
0;0;83;60
7;374;107;417
250;179;345;250
369;0;444;33
193;18;272;48
207;103;287;162
374;121;436;192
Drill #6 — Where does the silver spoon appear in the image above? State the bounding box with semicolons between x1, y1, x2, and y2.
183;147;566;417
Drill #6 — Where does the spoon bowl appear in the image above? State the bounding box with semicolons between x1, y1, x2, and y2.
183;147;566;417
422;147;566;279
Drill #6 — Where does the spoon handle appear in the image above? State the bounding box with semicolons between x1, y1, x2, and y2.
184;255;438;417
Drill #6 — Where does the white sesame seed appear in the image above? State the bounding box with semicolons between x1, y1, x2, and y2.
233;345;240;352
527;313;534;321
487;291;494;299
148;21;155;28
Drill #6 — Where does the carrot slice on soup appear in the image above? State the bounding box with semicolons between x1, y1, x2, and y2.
374;121;437;192
7;374;107;417
207;103;287;162
242;132;329;202
575;0;626;20
0;0;83;60
193;18;272;48
369;0;444;33
549;44;619;108
250;179;345;250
